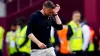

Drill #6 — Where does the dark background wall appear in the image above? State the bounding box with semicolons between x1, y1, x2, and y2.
84;0;100;36
97;0;100;28
6;0;45;31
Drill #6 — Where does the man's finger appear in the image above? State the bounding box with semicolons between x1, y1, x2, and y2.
40;44;46;49
56;4;60;9
43;44;47;48
56;4;59;7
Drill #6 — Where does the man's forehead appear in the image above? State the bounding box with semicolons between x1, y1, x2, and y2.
46;7;53;10
73;13;81;15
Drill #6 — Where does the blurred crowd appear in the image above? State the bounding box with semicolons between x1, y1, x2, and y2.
0;10;100;56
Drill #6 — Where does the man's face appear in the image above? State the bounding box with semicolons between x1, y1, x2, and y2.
43;8;53;16
16;25;20;29
11;25;16;31
72;13;81;22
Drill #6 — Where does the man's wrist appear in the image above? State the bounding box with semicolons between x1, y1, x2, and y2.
53;12;58;14
53;13;58;16
36;41;41;45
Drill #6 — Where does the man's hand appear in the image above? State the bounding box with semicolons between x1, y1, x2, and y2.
68;41;73;54
52;4;62;25
37;42;47;49
68;46;73;54
28;33;46;49
53;4;60;14
68;49;73;54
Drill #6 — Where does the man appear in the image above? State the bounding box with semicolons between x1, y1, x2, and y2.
6;23;17;56
67;11;83;56
80;16;91;56
26;0;62;56
16;18;30;56
81;16;95;56
0;26;4;56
